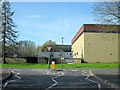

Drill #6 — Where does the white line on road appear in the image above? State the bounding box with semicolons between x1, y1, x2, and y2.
85;76;101;89
3;71;21;89
95;75;119;89
15;72;21;80
71;69;78;72
82;70;101;89
46;71;64;90
0;71;12;81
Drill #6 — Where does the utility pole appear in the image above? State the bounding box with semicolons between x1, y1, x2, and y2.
61;37;63;68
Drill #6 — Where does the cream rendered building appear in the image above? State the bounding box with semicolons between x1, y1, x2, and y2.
72;24;119;63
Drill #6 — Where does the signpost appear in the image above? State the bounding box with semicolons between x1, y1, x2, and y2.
46;46;52;52
61;57;64;68
46;46;52;69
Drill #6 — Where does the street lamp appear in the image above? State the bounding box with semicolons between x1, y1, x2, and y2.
62;37;63;68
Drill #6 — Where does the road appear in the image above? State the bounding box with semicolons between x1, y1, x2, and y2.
2;68;119;90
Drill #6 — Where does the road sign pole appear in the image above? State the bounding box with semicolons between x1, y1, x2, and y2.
47;52;51;69
48;57;50;69
46;46;52;69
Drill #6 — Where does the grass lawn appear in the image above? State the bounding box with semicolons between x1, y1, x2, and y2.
1;63;119;69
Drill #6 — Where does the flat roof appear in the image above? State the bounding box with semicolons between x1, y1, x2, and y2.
72;24;119;44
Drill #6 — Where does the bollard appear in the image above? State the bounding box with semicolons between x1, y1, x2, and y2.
51;61;55;69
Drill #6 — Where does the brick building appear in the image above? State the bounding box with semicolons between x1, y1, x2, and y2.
72;24;119;63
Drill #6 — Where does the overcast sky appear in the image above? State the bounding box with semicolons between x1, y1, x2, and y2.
11;2;96;46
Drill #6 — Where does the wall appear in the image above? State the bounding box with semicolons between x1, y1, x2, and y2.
38;52;72;59
84;32;119;63
72;33;85;59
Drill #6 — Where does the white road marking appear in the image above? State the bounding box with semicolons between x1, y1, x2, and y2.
47;72;49;75
15;73;21;80
3;71;21;89
46;71;64;90
46;70;52;75
72;70;78;72
85;76;101;89
88;70;94;76
82;70;101;89
93;72;119;89
0;71;12;81
81;69;89;76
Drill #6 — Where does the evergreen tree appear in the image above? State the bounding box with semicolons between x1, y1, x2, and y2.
1;1;18;64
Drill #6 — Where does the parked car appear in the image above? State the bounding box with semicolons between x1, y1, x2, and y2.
66;59;73;64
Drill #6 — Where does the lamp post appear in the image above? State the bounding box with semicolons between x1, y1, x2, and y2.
62;37;63;68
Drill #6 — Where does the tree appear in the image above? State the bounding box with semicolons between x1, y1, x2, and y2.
17;40;38;57
39;40;56;52
0;4;2;60
93;1;120;25
0;44;1;60
1;1;18;63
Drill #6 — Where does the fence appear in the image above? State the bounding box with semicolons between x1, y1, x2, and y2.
38;52;72;59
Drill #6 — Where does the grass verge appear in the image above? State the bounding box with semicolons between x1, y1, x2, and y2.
1;63;119;69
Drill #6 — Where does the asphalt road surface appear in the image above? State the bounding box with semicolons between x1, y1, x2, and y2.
2;68;119;90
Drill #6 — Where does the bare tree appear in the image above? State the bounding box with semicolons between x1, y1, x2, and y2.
93;1;120;25
17;40;38;57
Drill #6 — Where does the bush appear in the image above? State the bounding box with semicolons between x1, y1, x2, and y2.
6;58;26;64
26;57;38;63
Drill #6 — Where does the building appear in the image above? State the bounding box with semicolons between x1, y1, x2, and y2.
52;45;71;52
38;45;72;64
38;45;72;59
72;24;119;63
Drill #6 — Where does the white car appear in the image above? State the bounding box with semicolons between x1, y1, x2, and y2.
66;59;73;64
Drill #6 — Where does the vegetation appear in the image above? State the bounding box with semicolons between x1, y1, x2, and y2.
17;40;38;57
2;63;118;69
39;40;56;52
1;1;18;63
0;1;39;63
93;2;119;25
4;58;26;64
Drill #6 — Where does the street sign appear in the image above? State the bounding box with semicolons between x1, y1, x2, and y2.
46;46;52;52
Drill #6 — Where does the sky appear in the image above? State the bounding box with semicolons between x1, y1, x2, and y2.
10;2;96;46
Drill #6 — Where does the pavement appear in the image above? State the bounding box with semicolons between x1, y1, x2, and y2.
1;68;120;90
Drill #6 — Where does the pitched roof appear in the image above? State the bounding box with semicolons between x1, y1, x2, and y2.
51;45;71;52
72;24;119;44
